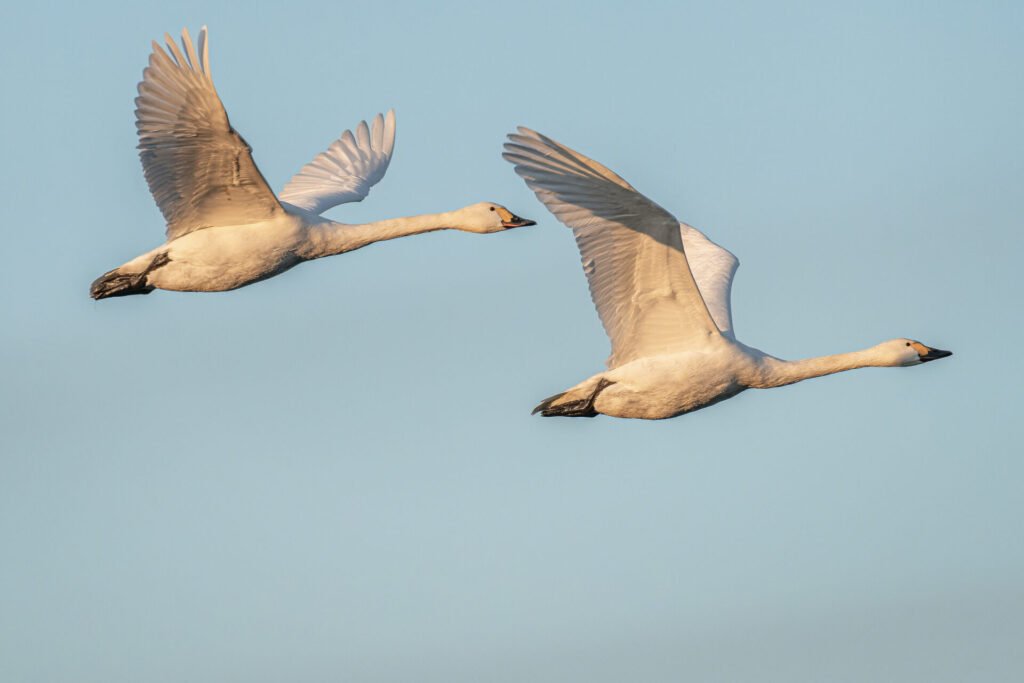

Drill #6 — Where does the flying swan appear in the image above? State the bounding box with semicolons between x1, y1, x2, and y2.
90;27;534;299
503;128;952;419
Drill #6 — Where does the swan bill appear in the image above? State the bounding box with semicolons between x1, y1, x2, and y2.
919;347;953;362
501;215;536;228
495;206;536;228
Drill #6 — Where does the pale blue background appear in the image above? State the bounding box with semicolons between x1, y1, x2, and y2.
1;1;1021;681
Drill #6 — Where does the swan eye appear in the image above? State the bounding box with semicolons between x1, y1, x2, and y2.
489;207;495;211
905;342;910;347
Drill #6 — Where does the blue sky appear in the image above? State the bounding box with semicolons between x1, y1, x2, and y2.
1;1;1021;681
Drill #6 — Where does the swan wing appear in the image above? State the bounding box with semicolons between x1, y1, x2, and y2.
280;110;396;215
680;223;740;339
504;127;721;368
135;27;283;241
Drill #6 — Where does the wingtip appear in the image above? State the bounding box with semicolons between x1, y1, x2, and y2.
503;136;528;159
370;112;387;151
508;125;534;140
383;109;397;155
148;39;166;65
504;134;537;153
197;25;211;78
179;26;200;69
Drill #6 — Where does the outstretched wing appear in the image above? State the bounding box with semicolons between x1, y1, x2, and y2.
135;27;282;241
280;111;396;215
504;127;722;368
680;223;740;339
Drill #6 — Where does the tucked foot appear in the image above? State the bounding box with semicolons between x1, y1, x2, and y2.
90;253;169;300
532;378;615;418
90;271;154;299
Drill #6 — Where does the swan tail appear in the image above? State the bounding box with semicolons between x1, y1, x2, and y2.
532;378;615;418
90;253;170;300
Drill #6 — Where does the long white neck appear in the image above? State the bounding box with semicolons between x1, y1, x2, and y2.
749;347;885;389
298;211;460;259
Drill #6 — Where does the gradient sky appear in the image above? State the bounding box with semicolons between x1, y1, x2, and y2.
2;1;1022;681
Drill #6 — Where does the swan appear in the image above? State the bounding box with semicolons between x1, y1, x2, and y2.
503;127;952;419
90;27;535;300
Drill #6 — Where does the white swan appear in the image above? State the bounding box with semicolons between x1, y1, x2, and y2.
503;128;952;419
90;27;535;300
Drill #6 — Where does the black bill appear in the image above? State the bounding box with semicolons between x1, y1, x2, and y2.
502;214;536;228
920;347;953;362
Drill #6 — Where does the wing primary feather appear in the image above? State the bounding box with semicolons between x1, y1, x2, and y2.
198;26;210;80
181;27;199;70
383;109;396;157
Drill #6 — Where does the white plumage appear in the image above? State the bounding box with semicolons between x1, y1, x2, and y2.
504;127;951;419
280;112;397;214
92;27;534;300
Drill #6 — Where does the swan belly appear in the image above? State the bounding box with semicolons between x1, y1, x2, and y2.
148;219;305;292
595;352;747;420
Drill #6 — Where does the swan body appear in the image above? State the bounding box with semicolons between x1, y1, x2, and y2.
504;128;952;420
91;27;534;300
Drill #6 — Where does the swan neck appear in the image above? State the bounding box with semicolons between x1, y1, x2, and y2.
753;348;882;388
300;212;456;259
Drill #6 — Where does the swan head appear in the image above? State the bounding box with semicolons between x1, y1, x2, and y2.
455;202;536;234
877;339;953;366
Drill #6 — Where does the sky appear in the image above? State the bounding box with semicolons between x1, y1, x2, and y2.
1;1;1022;681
